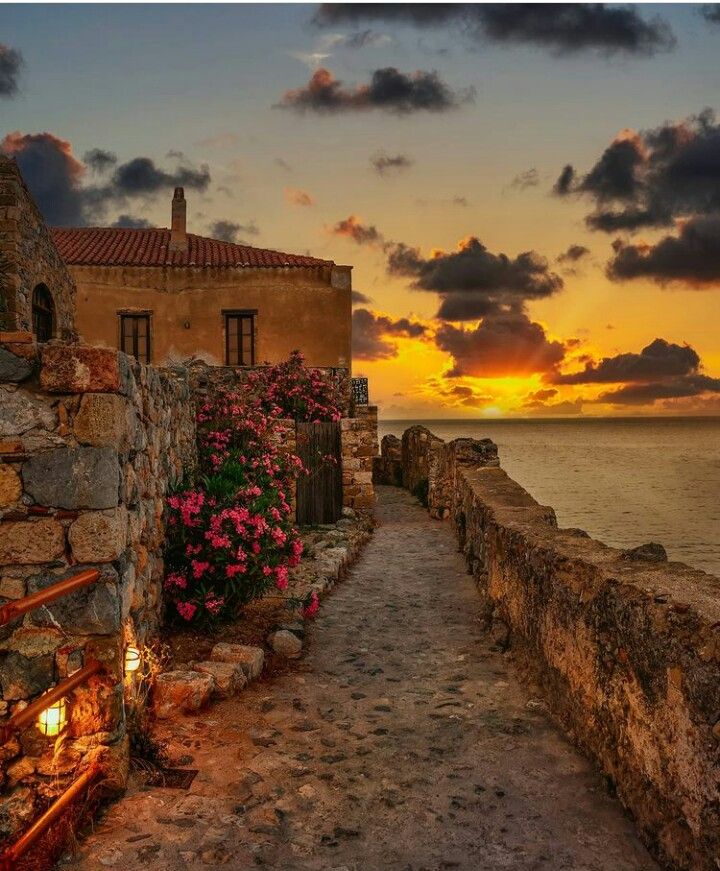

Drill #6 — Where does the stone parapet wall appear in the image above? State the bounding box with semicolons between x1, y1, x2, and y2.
0;157;76;338
0;338;196;845
340;406;377;511
392;424;720;871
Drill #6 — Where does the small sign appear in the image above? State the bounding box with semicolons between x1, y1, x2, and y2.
352;377;369;406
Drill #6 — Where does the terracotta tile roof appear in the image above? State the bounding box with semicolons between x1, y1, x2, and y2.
50;227;334;269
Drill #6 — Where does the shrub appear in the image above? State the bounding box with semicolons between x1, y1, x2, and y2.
164;352;342;627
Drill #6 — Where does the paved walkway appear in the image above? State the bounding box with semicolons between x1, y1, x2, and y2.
68;486;657;870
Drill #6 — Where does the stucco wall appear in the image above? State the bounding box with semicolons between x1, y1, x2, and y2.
70;263;352;369
389;425;720;871
0;157;76;338
0;337;196;845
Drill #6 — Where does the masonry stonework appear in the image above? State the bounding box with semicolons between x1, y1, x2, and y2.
340;405;378;511
0;157;76;338
381;426;720;871
0;335;196;843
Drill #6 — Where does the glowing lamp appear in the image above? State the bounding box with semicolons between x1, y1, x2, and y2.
124;646;141;674
37;699;67;737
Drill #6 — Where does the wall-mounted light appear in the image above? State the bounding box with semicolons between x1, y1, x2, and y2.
183;320;191;329
124;646;141;674
37;699;68;737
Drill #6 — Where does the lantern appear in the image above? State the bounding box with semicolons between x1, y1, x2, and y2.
124;646;141;674
37;699;68;737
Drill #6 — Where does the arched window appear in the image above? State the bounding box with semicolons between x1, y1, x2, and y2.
32;284;55;343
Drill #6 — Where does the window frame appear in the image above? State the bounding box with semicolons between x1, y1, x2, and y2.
223;309;257;367
32;284;55;343
118;311;152;363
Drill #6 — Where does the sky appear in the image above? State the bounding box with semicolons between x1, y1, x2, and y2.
2;2;720;418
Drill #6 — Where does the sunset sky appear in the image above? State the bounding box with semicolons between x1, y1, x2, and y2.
3;3;720;418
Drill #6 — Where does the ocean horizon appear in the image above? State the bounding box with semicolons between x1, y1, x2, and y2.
378;416;720;577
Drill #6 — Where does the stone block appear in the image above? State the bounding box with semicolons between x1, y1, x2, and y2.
268;630;302;659
73;393;137;450
68;508;127;563
0;786;36;841
0;575;25;599
210;642;264;681
40;345;122;394
22;446;120;509
0;346;34;382
194;661;247;697
0;464;21;507
154;670;214;719
0;387;56;437
0;650;54;700
27;566;120;635
0;518;65;565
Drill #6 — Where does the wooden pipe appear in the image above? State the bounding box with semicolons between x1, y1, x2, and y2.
0;569;100;626
0;763;101;870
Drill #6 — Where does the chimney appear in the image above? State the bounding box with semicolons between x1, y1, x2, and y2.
169;187;187;252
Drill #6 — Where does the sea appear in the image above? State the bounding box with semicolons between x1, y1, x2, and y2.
378;417;720;578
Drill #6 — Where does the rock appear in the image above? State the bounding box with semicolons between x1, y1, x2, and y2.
268;630;303;659
0;464;21;507
6;756;36;787
317;547;348;579
0;347;34;382
74;393;137;451
22;446;120;510
622;542;668;562
210;643;264;681
68;508;128;563
0;575;25;599
0;651;54;700
194;661;247;698
0;387;56;437
154;671;215;719
341;507;357;519
0;786;36;841
0;518;65;565
40;345;122;394
27;566;120;635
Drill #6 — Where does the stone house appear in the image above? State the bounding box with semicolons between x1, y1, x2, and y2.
51;188;352;369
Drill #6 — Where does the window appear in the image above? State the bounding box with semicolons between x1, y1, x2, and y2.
32;284;55;343
119;313;151;363
224;311;256;366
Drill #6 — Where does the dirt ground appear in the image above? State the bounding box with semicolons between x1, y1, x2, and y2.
62;486;657;870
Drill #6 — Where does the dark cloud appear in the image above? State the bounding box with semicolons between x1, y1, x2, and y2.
596;375;720;405
524;397;584;415
2;131;88;225
700;4;720;24
0;44;23;98
352;308;428;360
111;215;153;229
509;168;539;190
331;214;387;247
436;311;565;377
277;67;473;115
1;131;212;227
274;157;292;172
313;4;675;57
557;244;590;263
111;157;210;197
553;164;576;196
208;219;260;243
343;29;392;48
388;235;563;320
371;151;414;176
284;187;315;206
607;215;720;286
351;290;373;305
555;109;720;236
552;338;700;384
83;148;117;174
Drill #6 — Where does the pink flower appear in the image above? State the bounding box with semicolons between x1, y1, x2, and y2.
177;601;197;621
303;590;319;618
275;565;289;591
191;560;210;580
164;571;187;591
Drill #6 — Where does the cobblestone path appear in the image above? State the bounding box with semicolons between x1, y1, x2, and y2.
68;486;657;870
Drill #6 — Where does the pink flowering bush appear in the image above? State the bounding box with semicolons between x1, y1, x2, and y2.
164;352;340;627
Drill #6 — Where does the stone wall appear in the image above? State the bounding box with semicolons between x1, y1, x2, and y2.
390;425;720;871
0;157;76;338
0;337;196;845
340;405;377;511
